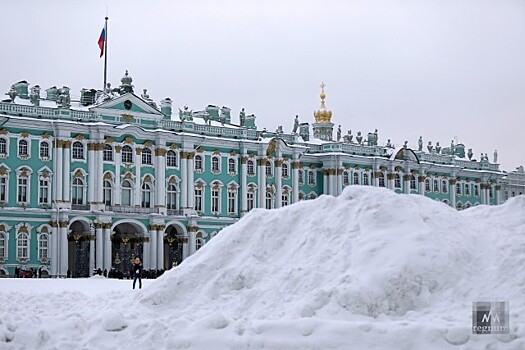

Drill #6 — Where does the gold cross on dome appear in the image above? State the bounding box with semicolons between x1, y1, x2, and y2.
320;82;326;93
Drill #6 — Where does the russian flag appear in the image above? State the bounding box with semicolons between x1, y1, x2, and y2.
98;27;106;58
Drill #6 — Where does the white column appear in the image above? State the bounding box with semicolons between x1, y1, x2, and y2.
336;169;343;195
155;149;166;208
292;161;299;203
62;143;71;202
241;156;248;213
187;153;195;209
88;143;96;203
404;175;410;194
103;225;112;271
419;176;426;196
258;158;266;208
55;142;63;202
157;226;165;270
182;237;189;260
323;170;328;195
149;226;157;270
89;237;94;277
114;147;122;205
134;148;142;206
95;224;103;270
189;231;196;256
496;185;502;205
275;160;282;208
388;173;395;190
181;153;188;208
50;225;58;277
143;235;150;270
96;143;104;204
59;223;68;277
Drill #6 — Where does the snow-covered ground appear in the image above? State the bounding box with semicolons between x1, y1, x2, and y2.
1;186;524;349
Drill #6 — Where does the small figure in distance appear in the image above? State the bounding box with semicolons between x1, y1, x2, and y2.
132;257;143;289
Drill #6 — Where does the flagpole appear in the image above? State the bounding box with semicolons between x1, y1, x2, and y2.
103;16;108;91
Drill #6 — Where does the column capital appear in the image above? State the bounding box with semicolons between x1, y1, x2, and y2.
155;148;167;157
448;178;457;185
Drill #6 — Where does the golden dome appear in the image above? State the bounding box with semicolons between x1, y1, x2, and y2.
314;82;332;123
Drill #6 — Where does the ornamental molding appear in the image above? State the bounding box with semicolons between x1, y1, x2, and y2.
155;148;167;157
124;136;134;144
74;134;85;140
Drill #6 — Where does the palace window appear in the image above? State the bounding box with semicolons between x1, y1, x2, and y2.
489;186;493;198
343;171;349;186
353;172;360;185
211;188;220;213
465;184;470;196
308;170;315;186
247;190;255;211
195;155;203;172
212;156;221;173
228;188;237;214
394;174;401;188
194;187;203;212
121;180;132;206
17;233;29;260
265;191;273;209
228;158;236;174
72;141;84;160
282;163;289;178
265;161;272;177
0;176;7;202
474;184;479;197
298;170;304;185
0;232;6;259
18;139;28;157
40;141;50;158
71;178;85;205
0;138;7;155
142;148;152;165
425;179;430;192
282;192;289;206
39;178;50;204
103;180;113;206
442;180;448;193
247;159;255;176
38;234;49;261
378;173;385;187
122;145;133;163
141;182;152;208
167;150;177;167
196;238;204;251
17;177;28;203
167;183;178;210
364;173;370;186
456;183;461;196
433;179;439;192
103;144;113;161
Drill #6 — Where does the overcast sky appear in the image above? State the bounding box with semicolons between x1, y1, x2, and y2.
1;0;524;171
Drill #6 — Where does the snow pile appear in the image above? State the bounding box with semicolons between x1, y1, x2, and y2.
2;186;525;349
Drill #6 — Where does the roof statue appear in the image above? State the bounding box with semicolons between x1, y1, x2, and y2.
179;106;193;122
343;130;353;144
239;108;246;126
337;125;341;141
418;136;423;151
468;148;473;160
493;149;498;163
292;115;299;133
435;142;441;154
356;131;362;145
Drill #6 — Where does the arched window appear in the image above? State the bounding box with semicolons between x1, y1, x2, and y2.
142;148;152;165
121;180;132;206
38;234;49;261
0;138;7;155
18;139;28;156
211;186;220;213
343;171;349;186
0;232;6;259
167;183;178;210
425;178;430;192
103;144;113;161
363;173;370;186
282;163;289;178
194;187;203;212
212;156;220;173
298;170;304;184
39;177;50;204
247;159;255;175
17;176;28;203
227;187;237;214
465;184;470;196
247;188;255;211
265;161;272;176
265;191;273;209
442;180;448;193
378;173;385;187
308;170;315;185
353;172;359;185
474;184;479;197
394;174;401;188
456;183;461;196
72;141;84;159
282;190;289;206
167;150;177;167
228;158;236;174
141;182;152;208
122;145;133;163
72;178;84;205
40;141;50;158
103;180;113;206
433;179;439;192
196;238;204;251
489;186;493;198
194;155;203;171
410;176;416;189
17;233;29;260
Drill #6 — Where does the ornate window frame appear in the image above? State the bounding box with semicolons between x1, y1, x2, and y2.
16;166;32;206
211;155;221;174
142;147;153;165
228;157;237;176
71;140;86;161
15;223;32;263
166;150;178;168
17;137;30;160
103;144;114;162
39;140;51;161
0;137;8;158
194;154;204;173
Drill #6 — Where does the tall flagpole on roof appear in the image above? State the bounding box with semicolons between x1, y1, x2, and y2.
103;15;108;91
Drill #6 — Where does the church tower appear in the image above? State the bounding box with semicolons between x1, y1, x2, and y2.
313;82;334;141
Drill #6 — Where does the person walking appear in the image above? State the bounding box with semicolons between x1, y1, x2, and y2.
132;257;143;289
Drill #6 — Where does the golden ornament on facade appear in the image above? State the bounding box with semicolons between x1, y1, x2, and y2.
155;148;167;156
115;145;122;153
105;136;114;143
124;136;134;144
135;148;142;155
74;169;83;178
313;82;333;123
0;129;7;135
74;134;84;140
168;177;177;184
144;140;153;147
20;132;29;138
41;133;50;139
122;114;135;123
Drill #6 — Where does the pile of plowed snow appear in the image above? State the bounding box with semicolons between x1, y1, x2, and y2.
2;186;525;349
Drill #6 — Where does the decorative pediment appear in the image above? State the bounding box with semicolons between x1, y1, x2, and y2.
168;177;178;184
90;93;163;121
